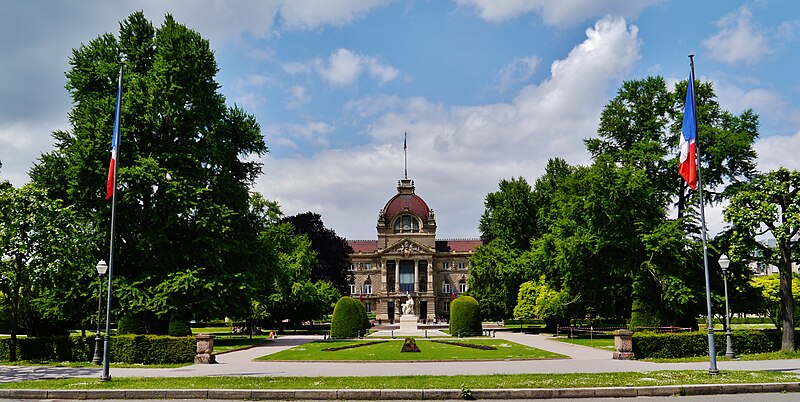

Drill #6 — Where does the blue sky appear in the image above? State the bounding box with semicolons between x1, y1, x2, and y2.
1;1;799;240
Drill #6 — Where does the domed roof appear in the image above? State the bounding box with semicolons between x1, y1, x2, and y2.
383;193;430;225
381;178;430;225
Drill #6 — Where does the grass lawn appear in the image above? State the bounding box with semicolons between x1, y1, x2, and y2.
212;336;272;354
258;339;566;361
553;335;616;351
1;371;798;390
646;349;800;363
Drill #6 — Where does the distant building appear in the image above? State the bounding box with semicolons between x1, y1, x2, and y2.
347;178;482;322
748;238;799;276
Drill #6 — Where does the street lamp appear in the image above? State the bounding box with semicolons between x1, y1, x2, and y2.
719;254;735;359
91;260;108;365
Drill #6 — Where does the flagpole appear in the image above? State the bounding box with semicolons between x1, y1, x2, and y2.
101;66;123;382
403;132;408;180
689;55;718;375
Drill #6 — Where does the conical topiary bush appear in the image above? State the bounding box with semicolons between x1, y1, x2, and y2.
330;296;368;338
449;296;482;337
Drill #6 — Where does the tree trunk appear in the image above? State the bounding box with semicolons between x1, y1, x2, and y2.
779;247;795;351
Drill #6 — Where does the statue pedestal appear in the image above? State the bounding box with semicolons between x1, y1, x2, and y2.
399;315;418;332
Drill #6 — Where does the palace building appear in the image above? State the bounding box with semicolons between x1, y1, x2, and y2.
347;177;482;323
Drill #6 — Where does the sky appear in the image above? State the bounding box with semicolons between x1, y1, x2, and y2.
1;0;799;240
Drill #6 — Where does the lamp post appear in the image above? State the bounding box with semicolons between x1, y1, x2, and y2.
719;254;735;359
91;260;108;365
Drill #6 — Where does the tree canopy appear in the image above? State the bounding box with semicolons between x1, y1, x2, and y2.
725;168;800;351
30;12;268;328
470;75;760;327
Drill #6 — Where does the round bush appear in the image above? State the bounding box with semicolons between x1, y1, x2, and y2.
449;296;482;337
167;320;192;336
330;297;368;338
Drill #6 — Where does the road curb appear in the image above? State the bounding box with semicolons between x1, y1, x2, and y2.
0;383;798;399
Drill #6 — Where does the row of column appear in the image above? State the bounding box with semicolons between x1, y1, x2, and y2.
379;258;433;293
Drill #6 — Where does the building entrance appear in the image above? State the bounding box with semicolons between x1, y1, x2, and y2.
399;260;415;293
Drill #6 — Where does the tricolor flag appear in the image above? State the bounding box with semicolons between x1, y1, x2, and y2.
451;287;455;300
106;67;123;200
679;68;698;190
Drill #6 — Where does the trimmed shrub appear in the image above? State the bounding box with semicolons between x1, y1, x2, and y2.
632;329;796;359
449;296;482;337
330;296;367;338
168;320;193;337
0;335;193;364
110;335;194;364
0;336;92;362
117;316;148;334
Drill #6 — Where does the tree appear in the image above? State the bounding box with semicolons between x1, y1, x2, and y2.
750;274;800;330
0;184;94;360
29;12;267;328
513;276;570;322
479;177;539;250
725;168;800;351
282;212;353;293
467;239;526;320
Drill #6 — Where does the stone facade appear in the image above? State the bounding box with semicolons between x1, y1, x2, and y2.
347;178;482;323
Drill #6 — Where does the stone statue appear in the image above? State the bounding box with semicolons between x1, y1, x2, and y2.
402;293;415;316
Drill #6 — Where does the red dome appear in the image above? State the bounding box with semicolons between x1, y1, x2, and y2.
383;193;430;225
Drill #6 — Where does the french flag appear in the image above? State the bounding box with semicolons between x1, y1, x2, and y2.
106;68;123;200
679;68;698;190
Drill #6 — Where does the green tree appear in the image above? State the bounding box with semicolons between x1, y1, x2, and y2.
750;274;800;330
282;212;353;293
467;239;525;320
29;12;268;328
479;177;539;250
0;184;94;360
725;168;800;351
513;276;570;322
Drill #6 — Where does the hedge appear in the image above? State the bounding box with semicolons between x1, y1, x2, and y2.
0;335;194;364
632;329;799;359
330;296;367;338
449;296;482;337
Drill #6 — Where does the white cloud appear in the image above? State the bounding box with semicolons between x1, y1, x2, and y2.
285;85;310;109
286;48;400;87
494;56;540;92
286;121;335;146
703;6;770;65
454;0;659;27
257;16;641;239
714;81;788;124
754;130;800;172
277;0;393;30
0;119;66;186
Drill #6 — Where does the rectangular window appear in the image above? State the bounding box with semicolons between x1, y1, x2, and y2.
442;281;451;294
442;262;449;270
349;283;356;295
364;263;372;270
365;302;372;313
349;263;355;271
444;302;450;313
456;262;468;269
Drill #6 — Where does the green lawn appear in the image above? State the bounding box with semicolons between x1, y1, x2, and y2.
553;335;616;350
212;336;272;354
1;371;798;390
258;339;566;361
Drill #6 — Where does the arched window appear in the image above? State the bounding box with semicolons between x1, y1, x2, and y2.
349;280;356;295
364;279;373;294
458;279;467;293
393;214;420;233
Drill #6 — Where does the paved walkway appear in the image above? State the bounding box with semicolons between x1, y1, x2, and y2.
2;332;800;382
